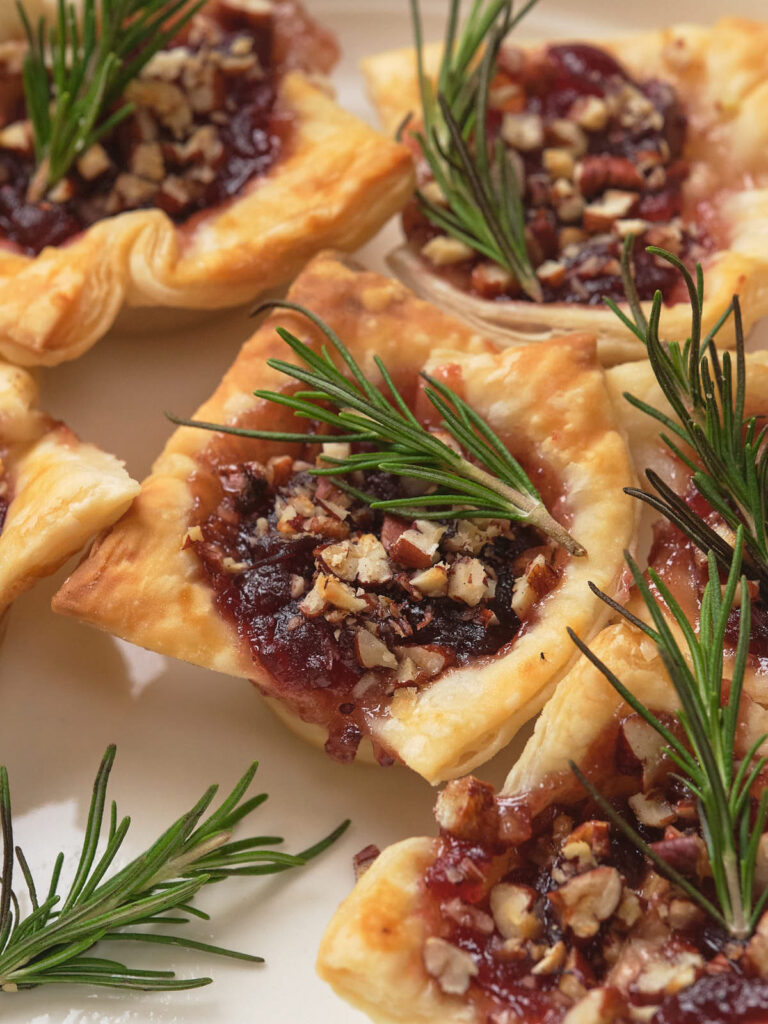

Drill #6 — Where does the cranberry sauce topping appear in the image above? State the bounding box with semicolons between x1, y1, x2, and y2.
0;0;338;255
404;42;710;307
188;446;565;765
418;714;768;1024
653;973;768;1024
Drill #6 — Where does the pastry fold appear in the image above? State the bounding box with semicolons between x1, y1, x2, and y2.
53;251;636;783
362;19;768;364
0;361;139;613
0;69;414;366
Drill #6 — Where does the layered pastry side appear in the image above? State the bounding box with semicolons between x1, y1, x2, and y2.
52;253;636;784
318;622;768;1024
0;360;139;615
363;20;768;364
0;1;414;365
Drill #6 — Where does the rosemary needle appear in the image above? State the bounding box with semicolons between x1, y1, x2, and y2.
608;240;768;596
569;531;768;940
0;746;348;992
17;0;205;200
168;300;584;556
409;0;542;301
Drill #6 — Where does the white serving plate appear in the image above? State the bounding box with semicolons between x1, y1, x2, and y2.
3;1;768;1022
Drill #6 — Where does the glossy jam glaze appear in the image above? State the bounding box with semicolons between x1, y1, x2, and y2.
0;0;338;255
189;454;564;764
404;42;709;307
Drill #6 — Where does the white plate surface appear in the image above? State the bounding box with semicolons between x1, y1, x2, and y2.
3;2;768;1022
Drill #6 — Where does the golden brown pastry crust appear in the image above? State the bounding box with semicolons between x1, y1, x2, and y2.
53;251;636;783
0;69;415;367
0;361;139;612
362;20;768;365
317;621;768;1023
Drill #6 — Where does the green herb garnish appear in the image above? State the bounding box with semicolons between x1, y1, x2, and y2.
609;240;768;599
0;745;348;991
168;300;584;555
569;529;768;940
409;0;542;301
17;0;204;201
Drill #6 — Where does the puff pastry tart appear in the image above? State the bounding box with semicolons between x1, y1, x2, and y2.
53;251;635;783
0;360;139;616
362;19;768;365
319;621;768;1024
0;0;414;366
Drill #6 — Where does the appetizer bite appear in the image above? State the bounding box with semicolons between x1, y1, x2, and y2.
319;551;768;1024
53;252;635;783
363;3;768;364
0;0;414;365
0;360;138;616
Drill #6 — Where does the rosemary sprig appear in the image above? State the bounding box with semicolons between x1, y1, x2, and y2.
0;746;348;991
409;0;542;301
168;301;584;555
568;529;768;940
17;0;205;201
609;240;768;596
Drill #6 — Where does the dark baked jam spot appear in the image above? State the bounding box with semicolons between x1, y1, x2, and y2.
418;716;767;1024
189;448;565;764
404;41;710;307
0;0;338;255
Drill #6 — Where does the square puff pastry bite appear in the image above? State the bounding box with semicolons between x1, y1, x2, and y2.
362;19;768;365
0;361;139;615
0;1;414;367
318;620;768;1024
53;251;635;784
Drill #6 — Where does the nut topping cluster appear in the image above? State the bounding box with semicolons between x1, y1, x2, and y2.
406;42;708;307
422;712;768;1022
215;447;558;691
0;0;338;255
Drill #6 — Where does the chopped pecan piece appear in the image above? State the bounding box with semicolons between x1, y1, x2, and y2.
423;937;478;995
575;155;644;198
490;883;543;943
550;866;622;938
435;777;499;844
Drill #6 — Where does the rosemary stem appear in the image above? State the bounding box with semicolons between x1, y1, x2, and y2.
150;833;232;886
461;459;585;556
724;848;749;939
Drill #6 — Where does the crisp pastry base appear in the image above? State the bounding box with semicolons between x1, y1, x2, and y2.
362;19;768;365
0;361;139;613
0;70;415;367
53;250;636;784
318;621;768;1023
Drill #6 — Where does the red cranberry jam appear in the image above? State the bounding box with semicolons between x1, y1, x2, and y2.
0;0;338;256
188;443;566;764
418;712;768;1024
404;42;710;307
